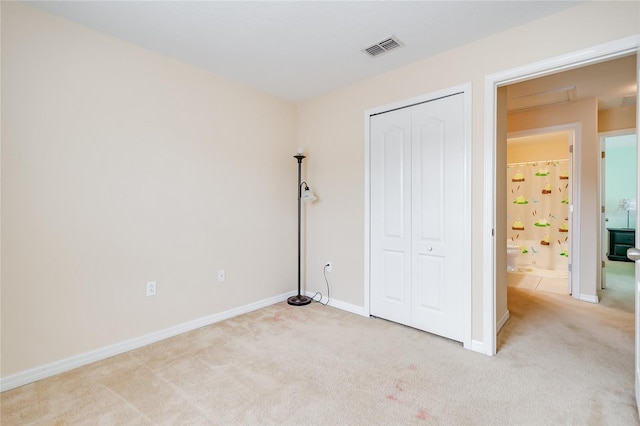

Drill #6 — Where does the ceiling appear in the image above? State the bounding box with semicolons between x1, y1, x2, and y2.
26;0;585;102
507;54;638;112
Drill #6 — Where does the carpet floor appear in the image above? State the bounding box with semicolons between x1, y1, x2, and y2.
1;263;637;425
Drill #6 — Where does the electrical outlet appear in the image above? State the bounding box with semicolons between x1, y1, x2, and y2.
146;281;156;296
326;262;332;273
217;269;225;282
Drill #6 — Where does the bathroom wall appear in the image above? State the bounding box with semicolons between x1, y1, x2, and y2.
507;132;569;163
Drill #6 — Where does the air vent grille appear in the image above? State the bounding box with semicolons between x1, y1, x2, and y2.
364;44;386;57
363;36;404;57
379;38;401;51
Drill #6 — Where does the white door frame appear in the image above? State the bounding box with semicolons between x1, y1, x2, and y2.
364;83;473;350
600;134;607;290
507;124;580;297
483;35;639;356
635;49;640;416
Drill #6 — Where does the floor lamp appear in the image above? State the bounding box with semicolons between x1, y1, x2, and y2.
287;151;316;306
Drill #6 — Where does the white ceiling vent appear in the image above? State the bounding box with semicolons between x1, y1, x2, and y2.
363;36;404;57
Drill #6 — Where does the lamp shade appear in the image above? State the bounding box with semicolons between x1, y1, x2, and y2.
619;198;637;211
302;188;317;202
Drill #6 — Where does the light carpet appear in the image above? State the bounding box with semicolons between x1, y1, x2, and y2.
1;269;637;425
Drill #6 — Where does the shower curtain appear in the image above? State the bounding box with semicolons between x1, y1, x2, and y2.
507;160;569;271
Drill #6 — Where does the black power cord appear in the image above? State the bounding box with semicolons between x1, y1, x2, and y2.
310;263;331;306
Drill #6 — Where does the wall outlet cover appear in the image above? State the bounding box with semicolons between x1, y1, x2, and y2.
146;281;156;296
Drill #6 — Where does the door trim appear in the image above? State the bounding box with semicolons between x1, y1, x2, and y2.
599;134;607;291
635;50;640;417
364;83;473;350
483;35;640;356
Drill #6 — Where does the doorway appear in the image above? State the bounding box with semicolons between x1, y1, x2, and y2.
600;131;637;290
506;129;573;297
483;36;639;357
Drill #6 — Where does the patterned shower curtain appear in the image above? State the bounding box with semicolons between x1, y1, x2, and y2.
507;160;569;271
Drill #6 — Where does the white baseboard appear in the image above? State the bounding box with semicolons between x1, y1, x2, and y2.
497;310;510;333
580;294;599;304
471;340;485;354
304;291;367;317
308;293;491;356
0;291;295;392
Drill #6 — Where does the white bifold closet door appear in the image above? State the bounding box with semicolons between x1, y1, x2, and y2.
370;93;465;342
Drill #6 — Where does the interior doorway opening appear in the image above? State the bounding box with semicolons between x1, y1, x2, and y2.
600;131;637;291
483;37;639;357
505;129;573;300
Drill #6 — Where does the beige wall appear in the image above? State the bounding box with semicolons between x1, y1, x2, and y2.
1;3;297;376
599;105;637;132
297;1;639;343
507;134;570;164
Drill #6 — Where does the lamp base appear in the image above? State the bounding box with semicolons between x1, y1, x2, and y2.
287;294;312;306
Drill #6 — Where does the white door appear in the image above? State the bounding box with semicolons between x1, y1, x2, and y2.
370;93;465;342
634;53;639;417
634;135;640;415
635;161;640;418
370;107;412;326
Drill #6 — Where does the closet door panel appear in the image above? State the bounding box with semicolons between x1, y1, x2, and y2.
370;108;412;326
370;92;466;343
411;94;464;341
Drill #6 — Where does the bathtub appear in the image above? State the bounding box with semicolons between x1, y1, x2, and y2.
508;239;569;273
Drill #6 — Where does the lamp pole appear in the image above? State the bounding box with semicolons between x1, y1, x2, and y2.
288;154;312;306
